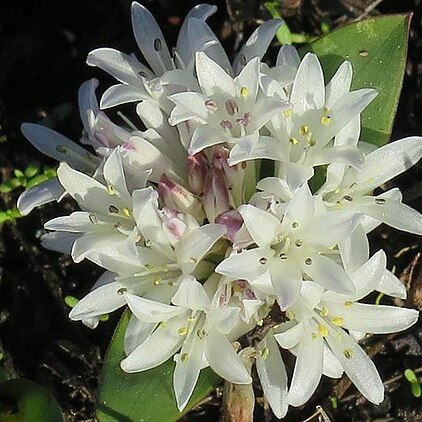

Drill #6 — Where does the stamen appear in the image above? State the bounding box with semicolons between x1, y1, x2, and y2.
56;145;67;154
343;349;353;359
299;125;309;136
205;99;218;111
108;205;119;213
225;99;239;116
260;347;270;360
154;38;162;51
289;137;298;145
305;258;313;265
240;87;249;97
331;316;344;326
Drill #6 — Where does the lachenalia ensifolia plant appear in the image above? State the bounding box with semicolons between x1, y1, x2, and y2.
18;3;421;419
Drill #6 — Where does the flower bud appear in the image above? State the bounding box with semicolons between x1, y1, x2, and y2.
215;210;243;242
187;152;208;195
158;174;204;219
203;167;231;223
213;146;245;206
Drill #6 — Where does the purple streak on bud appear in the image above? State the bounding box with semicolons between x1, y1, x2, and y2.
187;152;208;195
158;174;203;218
203;167;230;223
215;210;243;242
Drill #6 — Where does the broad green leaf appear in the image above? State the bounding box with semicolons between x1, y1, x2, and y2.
96;310;221;422
0;378;65;422
301;14;411;146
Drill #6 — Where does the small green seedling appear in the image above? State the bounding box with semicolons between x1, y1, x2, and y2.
404;368;421;398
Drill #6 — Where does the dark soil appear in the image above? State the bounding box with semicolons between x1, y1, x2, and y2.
0;1;421;421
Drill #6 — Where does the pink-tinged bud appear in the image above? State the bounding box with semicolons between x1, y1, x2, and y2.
203;168;231;223
213;146;245;206
161;207;187;246
187;152;208;195
158;174;204;219
215;210;243;242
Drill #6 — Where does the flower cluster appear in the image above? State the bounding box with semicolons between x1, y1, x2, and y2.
19;3;421;418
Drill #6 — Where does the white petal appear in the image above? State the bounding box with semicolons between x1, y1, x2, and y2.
377;270;406;299
338;224;369;273
215;248;270;282
189;124;226;155
44;211;94;232
86;47;151;85
124;314;156;355
270;259;302;310
256;332;288;418
326;326;384;404
281;183;314;229
356;136;422;192
356;196;422;235
238;205;279;247
103;148;131;204
290;53;325;114
17;178;65;215
276;45;300;68
327;301;418;334
274;321;304;349
69;282;126;320
195;51;235;97
121;315;185;372
100;84;147;109
204;331;252;384
303;254;355;295
176;224;226;274
325;61;353;109
171;276;210;310
41;232;79;254
304;211;360;247
21;123;99;173
233;19;283;74
287;323;323;407
131;2;173;75
174;333;204;411
323;345;343;378
124;292;184;323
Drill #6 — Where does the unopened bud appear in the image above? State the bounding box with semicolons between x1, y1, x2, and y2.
158;174;204;219
203;168;231;223
215;210;243;242
187;152;208;195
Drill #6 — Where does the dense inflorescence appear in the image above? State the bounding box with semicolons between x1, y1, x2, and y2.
18;3;421;418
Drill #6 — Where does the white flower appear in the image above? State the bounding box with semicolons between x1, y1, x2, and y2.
274;257;418;407
168;52;289;162
320;136;422;235
216;184;359;309
121;276;252;410
257;53;377;181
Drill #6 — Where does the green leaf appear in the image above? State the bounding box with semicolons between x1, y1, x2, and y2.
0;379;65;422
301;14;411;146
96;310;221;422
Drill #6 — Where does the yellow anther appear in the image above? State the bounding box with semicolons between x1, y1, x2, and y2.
344;301;353;308
107;184;116;195
318;324;329;337
158;321;167;328
123;207;132;217
331;316;344;326
240;86;249;97
289;137;298;145
283;109;293;117
299;125;309;136
178;327;188;336
295;239;303;247
260;347;270;360
343;348;353;359
308;138;316;147
321;116;332;126
334;188;341;194
256;319;264;326
153;277;161;286
286;309;296;320
181;353;188;362
319;307;329;317
197;329;207;339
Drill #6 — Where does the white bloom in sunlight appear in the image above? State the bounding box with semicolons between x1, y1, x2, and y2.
320;135;422;235
169;52;289;162
68;188;226;324
216;184;359;310
43;148;145;262
274;256;418;407
257;53;377;183
120;277;251;411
